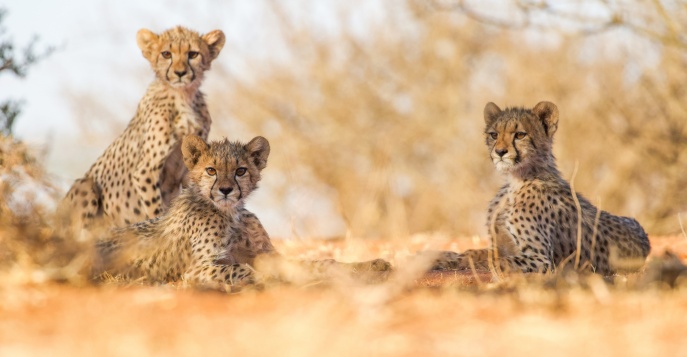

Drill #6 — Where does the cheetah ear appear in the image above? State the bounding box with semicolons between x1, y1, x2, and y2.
136;29;159;62
532;101;559;138
245;136;270;170
484;102;502;127
182;135;210;170
201;30;225;61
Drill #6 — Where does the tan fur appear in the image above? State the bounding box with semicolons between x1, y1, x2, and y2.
94;136;391;289
62;26;225;231
431;101;650;275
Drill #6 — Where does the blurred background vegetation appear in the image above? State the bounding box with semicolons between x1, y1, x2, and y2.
216;0;687;237
5;0;687;240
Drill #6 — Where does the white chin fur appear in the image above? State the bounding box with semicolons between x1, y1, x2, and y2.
494;160;514;172
214;198;237;210
170;80;190;88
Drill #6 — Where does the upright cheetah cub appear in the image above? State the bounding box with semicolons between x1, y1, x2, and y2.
95;135;391;289
63;26;225;231
432;101;650;275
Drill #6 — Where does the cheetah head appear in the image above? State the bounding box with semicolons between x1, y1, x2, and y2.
136;26;225;90
181;135;270;212
483;101;559;175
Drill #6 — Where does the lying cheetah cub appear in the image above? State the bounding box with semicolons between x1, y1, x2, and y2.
63;26;225;231
431;101;650;275
95;135;390;289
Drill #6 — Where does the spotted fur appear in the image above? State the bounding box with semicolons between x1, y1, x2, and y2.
62;26;225;231
431;101;650;275
94;135;391;289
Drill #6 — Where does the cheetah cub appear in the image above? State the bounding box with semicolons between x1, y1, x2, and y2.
431;101;650;275
63;26;225;231
95;135;391;289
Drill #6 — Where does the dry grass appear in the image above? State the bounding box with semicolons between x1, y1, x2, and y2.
3;1;687;355
1;236;687;357
1;136;687;356
0;135;93;285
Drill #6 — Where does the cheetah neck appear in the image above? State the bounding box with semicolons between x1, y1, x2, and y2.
507;152;561;183
217;201;244;223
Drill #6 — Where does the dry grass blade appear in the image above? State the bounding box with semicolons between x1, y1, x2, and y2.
590;197;602;265
678;213;687;241
570;161;583;270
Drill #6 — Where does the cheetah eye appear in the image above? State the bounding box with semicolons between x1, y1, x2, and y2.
489;132;498;140
235;168;247;177
206;167;217;176
515;132;527;140
161;51;172;59
188;51;199;59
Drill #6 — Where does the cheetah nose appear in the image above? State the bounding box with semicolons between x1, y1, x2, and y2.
219;187;233;196
495;148;508;157
175;70;187;78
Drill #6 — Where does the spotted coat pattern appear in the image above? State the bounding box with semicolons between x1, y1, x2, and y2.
431;101;650;275
63;26;225;229
94;135;391;289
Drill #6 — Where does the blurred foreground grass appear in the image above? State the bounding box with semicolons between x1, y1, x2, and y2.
1;235;686;357
2;133;687;356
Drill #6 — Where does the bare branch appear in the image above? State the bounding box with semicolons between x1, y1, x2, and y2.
0;7;55;134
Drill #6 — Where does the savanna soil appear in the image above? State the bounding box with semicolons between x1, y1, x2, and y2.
1;235;686;357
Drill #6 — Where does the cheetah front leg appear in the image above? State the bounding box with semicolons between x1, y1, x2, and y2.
131;140;171;221
157;143;187;208
254;254;392;283
298;258;392;277
184;260;256;289
430;248;553;274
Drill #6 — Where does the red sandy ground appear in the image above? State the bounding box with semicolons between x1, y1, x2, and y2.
1;235;686;357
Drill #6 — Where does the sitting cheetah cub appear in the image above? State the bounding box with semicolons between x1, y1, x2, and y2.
63;26;225;232
431;101;650;275
95;135;391;289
